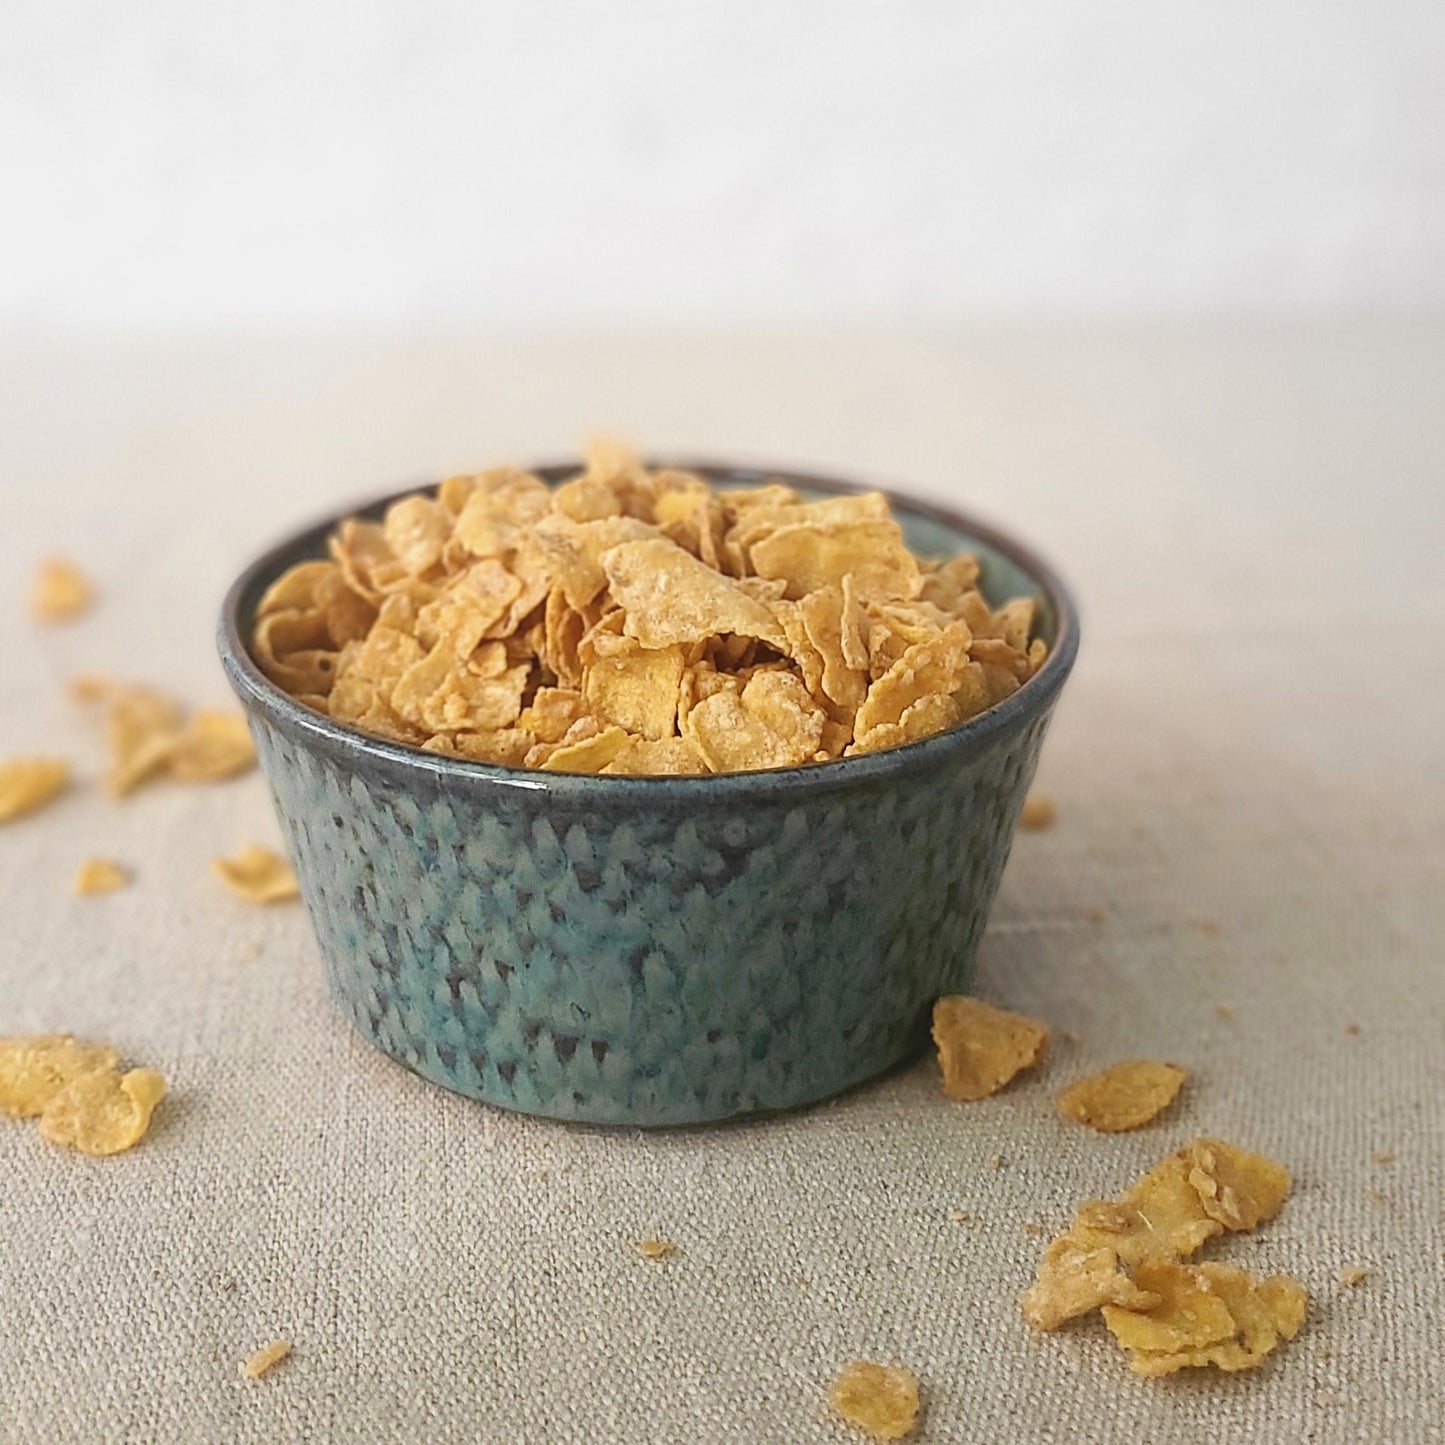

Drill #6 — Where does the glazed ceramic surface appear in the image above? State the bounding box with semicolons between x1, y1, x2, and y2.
219;464;1079;1125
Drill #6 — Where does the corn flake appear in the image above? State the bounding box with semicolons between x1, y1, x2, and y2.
167;712;257;783
827;1361;920;1442
0;1035;120;1118
930;996;1048;1102
74;858;129;895
0;758;69;824
37;1066;166;1155
30;557;94;622
636;1238;677;1260
1102;1261;1307;1375
1057;1060;1188;1132
1183;1137;1292;1232
683;670;824;773
1018;793;1055;829
241;1339;293;1380
602;537;788;651
212;845;301;903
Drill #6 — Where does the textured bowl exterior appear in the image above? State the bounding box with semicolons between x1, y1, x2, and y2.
221;463;1078;1126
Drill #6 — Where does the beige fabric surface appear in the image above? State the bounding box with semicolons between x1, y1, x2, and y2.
1;323;1442;1444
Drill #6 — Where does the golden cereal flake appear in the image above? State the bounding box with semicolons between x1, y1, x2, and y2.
71;678;183;796
582;640;685;741
74;858;129;895
30;557;94;621
391;642;528;735
1103;1262;1307;1376
601;735;707;776
1056;1060;1188;1132
636;1238;677;1260
1018;793;1055;829
0;758;69;824
37;1066;166;1156
600;537;788;651
1099;1260;1237;1354
853;624;973;745
0;1035;120;1119
383;494;451;575
241;1339;293;1380
1339;1266;1369;1288
167;712;257;783
1183;1138;1292;1232
827;1361;920;1442
930;996;1048;1102
256;560;336;616
539;724;632;774
683;670;825;773
212;845;301;903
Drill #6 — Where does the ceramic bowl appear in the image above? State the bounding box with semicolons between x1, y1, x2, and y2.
218;463;1079;1126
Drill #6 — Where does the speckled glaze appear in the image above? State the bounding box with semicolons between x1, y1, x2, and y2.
219;464;1079;1126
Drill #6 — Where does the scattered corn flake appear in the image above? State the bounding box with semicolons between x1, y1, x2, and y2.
0;758;69;824
30;557;94;622
74;858;128;895
1021;1238;1162;1331
1056;1060;1188;1132
1020;1139;1292;1333
1183;1138;1292;1232
1018;793;1055;829
988;1153;1004;1171
948;1210;972;1224
212;845;301;903
167;712;256;783
636;1238;676;1260
1339;1266;1369;1287
930;997;1048;1102
71;678;182;796
1372;1150;1396;1165
0;1035;120;1118
827;1361;920;1443
1100;1260;1237;1353
1103;1262;1307;1376
241;1340;293;1381
37;1066;166;1155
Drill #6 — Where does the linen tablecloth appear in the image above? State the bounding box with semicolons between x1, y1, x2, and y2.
2;323;1441;1443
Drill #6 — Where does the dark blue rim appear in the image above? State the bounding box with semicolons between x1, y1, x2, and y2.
218;461;1080;800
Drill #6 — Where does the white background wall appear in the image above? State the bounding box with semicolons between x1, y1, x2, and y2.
3;0;1442;327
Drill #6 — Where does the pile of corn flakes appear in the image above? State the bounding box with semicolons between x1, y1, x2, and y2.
252;446;1048;774
1020;1138;1305;1374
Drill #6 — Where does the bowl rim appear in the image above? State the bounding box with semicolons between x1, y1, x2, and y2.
218;459;1080;799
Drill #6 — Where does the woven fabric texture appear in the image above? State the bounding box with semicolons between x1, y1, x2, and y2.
1;326;1441;1444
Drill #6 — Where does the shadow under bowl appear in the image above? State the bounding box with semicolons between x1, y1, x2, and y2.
219;462;1080;1126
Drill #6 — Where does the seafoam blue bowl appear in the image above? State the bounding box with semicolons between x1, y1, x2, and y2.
219;463;1079;1126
